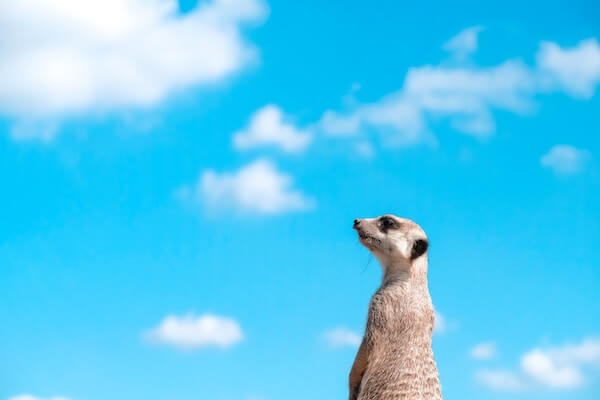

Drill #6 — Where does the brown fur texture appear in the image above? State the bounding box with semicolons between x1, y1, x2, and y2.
349;215;442;400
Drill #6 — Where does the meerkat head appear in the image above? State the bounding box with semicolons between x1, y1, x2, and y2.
353;214;428;269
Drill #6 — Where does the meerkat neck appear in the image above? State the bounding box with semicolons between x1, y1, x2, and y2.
381;265;410;285
380;256;429;287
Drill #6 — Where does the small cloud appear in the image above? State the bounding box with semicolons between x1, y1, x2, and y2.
323;327;362;348
476;337;600;392
476;369;527;391
537;38;600;98
433;311;447;335
470;342;497;360
433;311;458;335
145;313;243;350
521;349;584;388
443;26;484;59
233;105;312;153
9;396;70;400
540;145;591;175
354;141;375;159
178;158;315;215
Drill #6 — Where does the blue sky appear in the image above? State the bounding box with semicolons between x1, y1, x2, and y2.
1;1;599;400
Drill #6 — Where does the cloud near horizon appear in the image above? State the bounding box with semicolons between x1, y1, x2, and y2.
476;337;600;392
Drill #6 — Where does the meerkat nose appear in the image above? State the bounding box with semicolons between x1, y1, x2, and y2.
353;219;361;229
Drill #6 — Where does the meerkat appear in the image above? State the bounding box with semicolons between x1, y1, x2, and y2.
349;214;442;400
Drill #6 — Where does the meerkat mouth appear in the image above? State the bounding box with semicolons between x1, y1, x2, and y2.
358;232;381;251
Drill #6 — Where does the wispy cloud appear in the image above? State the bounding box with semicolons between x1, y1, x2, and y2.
323;327;362;348
145;313;244;350
233;104;312;153
319;60;534;143
178;158;314;215
443;26;484;60
0;0;267;139
319;35;600;148
540;145;591;175
470;341;497;360
476;337;600;391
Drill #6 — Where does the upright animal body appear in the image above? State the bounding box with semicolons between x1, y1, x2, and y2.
350;215;442;400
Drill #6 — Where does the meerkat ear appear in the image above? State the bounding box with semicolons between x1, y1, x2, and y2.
411;239;428;259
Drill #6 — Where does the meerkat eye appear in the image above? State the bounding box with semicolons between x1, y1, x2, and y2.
379;216;397;230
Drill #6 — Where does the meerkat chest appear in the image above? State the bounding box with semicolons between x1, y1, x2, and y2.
368;290;434;336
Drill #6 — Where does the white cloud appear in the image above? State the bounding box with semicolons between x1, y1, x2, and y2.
0;0;267;137
9;396;70;400
319;32;600;148
476;337;600;392
319;60;534;143
145;313;243;350
537;39;600;98
233;104;312;152
433;311;448;335
179;158;314;215
443;26;484;59
323;327;361;348
521;349;584;388
404;61;534;131
546;337;600;365
476;369;527;391
540;145;591;175
470;342;497;360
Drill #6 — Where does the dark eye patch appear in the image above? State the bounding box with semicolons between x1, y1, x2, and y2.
379;216;398;232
